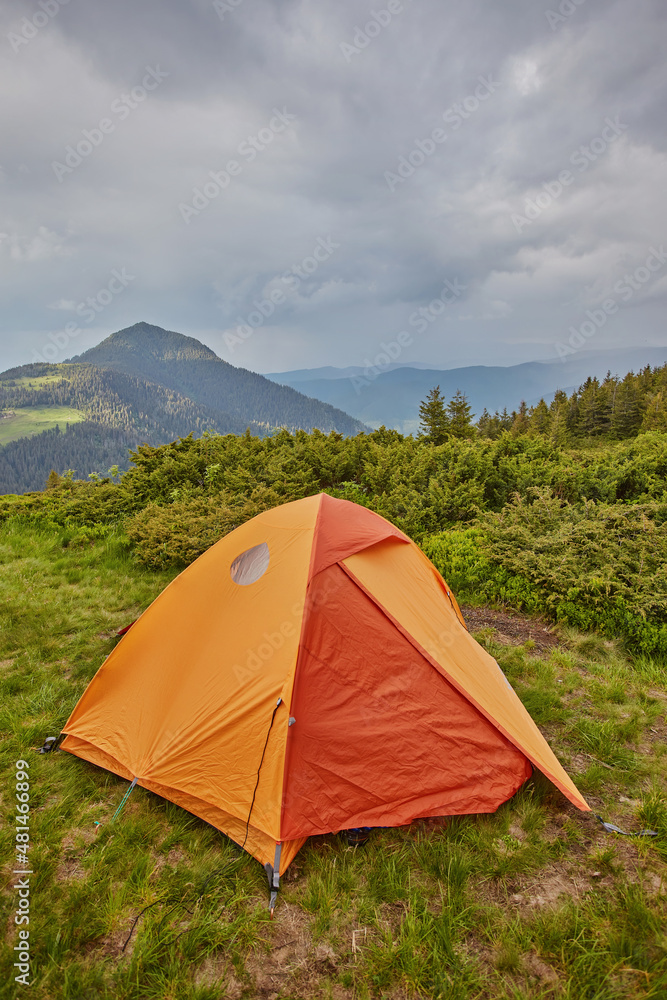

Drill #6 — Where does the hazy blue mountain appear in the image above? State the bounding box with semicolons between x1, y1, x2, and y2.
266;361;442;381
266;347;667;433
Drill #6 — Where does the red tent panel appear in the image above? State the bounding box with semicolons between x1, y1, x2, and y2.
281;565;532;839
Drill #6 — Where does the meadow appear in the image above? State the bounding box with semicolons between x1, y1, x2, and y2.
0;507;665;999
1;421;667;997
0;408;85;447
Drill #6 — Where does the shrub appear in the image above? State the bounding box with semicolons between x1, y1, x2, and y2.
424;490;667;656
125;487;285;568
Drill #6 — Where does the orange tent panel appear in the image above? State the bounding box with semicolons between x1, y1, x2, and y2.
61;494;322;868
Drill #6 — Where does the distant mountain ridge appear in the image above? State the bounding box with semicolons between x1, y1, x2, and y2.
266;347;667;433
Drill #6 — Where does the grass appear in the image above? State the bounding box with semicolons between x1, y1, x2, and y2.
0;519;666;999
1;373;65;389
0;407;85;446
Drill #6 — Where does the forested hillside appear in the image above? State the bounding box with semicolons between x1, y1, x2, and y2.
0;424;139;496
71;322;368;434
0;364;257;494
0;363;248;434
0;323;368;493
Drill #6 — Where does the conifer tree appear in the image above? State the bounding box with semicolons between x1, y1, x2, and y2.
499;408;513;432
641;390;667;431
528;399;551;436
612;375;643;437
446;388;475;439
477;408;492;437
641;367;667;432
549;390;570;445
511;401;529;436
418;386;449;444
577;377;602;437
477;409;509;439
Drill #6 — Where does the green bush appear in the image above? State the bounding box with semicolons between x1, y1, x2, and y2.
124;486;287;568
3;430;667;537
424;490;667;656
3;428;666;653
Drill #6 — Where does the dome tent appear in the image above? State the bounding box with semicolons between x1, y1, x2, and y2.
59;494;589;906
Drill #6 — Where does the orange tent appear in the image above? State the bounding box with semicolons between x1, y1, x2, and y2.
61;493;588;896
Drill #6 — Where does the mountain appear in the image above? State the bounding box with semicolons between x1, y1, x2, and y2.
70;323;366;435
266;347;667;433
72;324;219;366
0;323;367;494
265;361;442;381
4;323;664;494
0;362;259;494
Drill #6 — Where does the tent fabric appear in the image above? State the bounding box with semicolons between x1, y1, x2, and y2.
307;492;409;579
281;563;533;838
341;540;589;811
61;492;589;876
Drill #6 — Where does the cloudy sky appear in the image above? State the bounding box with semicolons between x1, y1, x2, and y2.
1;0;666;375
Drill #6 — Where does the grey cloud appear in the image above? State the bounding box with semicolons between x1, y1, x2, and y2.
0;0;665;373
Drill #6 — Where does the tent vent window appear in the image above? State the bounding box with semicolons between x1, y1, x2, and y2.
231;543;270;585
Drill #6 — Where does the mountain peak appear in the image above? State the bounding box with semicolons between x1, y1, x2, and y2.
62;321;367;438
71;322;219;365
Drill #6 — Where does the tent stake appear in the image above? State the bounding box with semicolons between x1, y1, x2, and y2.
111;777;139;823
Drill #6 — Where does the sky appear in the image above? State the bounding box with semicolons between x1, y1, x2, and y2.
1;0;666;375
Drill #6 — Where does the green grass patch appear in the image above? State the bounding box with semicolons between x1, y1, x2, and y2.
0;406;85;445
1;373;67;389
0;520;666;999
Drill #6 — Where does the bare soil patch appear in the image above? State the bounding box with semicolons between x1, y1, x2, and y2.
245;902;335;998
460;605;560;652
57;827;99;881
